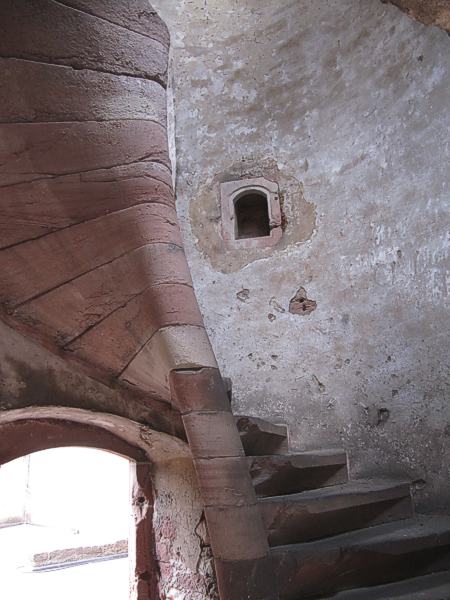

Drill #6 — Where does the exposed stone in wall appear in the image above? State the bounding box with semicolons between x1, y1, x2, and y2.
382;0;450;33
153;459;219;600
289;287;317;316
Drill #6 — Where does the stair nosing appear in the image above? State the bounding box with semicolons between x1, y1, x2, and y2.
322;570;450;599
270;515;450;554
258;478;411;504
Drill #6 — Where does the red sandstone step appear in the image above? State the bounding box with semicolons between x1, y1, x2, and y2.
235;415;288;456
272;516;450;599
249;450;348;497
324;570;450;599
260;479;413;546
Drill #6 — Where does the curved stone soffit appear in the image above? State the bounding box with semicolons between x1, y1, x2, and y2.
0;0;217;403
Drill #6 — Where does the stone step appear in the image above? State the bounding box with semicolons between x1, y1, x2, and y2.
272;516;450;599
248;450;348;497
260;479;413;546
323;570;450;599
235;415;288;456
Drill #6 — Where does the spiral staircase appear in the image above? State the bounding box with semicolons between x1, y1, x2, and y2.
0;1;448;598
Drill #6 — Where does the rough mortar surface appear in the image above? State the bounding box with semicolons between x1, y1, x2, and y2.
151;0;450;512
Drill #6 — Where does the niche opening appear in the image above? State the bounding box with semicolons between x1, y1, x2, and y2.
234;191;270;239
220;177;282;249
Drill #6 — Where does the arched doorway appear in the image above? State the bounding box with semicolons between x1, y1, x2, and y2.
0;447;132;600
0;407;217;600
0;414;159;600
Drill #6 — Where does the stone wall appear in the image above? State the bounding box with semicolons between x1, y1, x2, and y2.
152;0;450;512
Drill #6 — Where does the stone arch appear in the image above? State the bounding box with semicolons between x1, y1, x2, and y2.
0;407;210;600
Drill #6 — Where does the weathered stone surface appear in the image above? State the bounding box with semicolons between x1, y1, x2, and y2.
382;0;450;33
0;418;146;465
129;462;159;600
121;325;218;399
0;320;183;436
169;366;272;598
194;456;256;507
249;451;349;497
60;0;170;47
235;415;288;456
204;504;269;561
0;204;182;308
288;287;317;316
214;556;279;600
0;163;173;248
66;283;204;376
0;58;166;124
324;571;450;599
272;517;450;599
0;0;168;84
0;120;170;185
260;479;413;546
183;411;245;459
17;244;191;345
152;0;450;514
170;367;231;414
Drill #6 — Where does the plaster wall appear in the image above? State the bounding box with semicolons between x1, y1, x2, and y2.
152;0;450;511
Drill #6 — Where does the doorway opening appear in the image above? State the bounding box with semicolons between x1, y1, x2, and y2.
0;447;131;600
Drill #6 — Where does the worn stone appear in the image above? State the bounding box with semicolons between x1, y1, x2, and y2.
0;58;166;125
273;517;450;600
0;0;168;85
61;0;170;47
235;415;288;456
18;244;192;345
260;479;412;546
248;451;349;498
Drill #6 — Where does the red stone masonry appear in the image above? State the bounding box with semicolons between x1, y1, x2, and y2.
0;2;276;598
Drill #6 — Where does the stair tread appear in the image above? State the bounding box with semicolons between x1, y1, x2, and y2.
235;415;288;436
236;415;288;456
271;516;450;555
259;478;410;504
249;450;349;498
250;449;347;465
324;570;450;599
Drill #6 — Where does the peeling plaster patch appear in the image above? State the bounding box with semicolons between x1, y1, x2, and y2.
189;158;316;273
289;287;317;315
269;297;285;313
236;288;250;302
